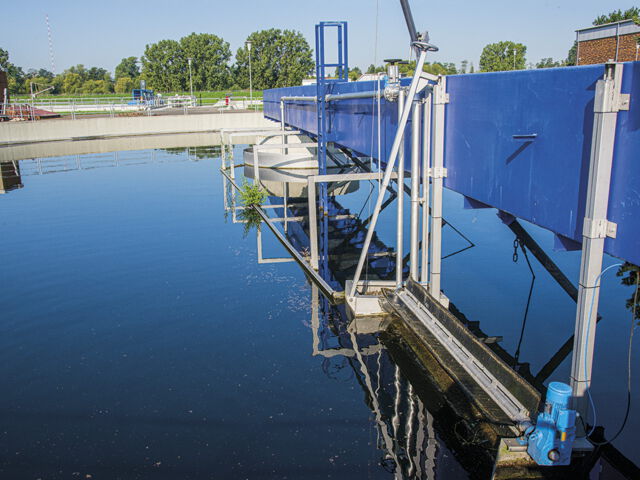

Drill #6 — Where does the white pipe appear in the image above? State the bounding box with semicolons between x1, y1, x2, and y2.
280;96;317;102
429;78;446;299
349;49;429;299
420;94;432;283
410;100;421;280
325;91;381;102
396;88;405;288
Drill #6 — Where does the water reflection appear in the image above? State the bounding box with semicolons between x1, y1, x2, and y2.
224;161;500;478
617;262;640;320
0;160;22;194
227;152;640;478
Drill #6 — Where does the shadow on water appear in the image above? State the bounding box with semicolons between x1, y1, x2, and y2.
230;150;640;479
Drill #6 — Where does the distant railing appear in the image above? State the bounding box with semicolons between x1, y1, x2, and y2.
1;95;263;121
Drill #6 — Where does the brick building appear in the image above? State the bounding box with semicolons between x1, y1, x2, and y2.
0;71;8;101
576;19;640;65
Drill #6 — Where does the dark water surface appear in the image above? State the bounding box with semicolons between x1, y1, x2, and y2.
1;143;638;479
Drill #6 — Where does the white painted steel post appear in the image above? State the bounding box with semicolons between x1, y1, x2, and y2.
307;177;319;270
410;100;422;280
570;63;627;415
280;100;286;155
429;77;447;301
420;93;432;283
396;89;406;288
253;146;260;184
349;49;429;299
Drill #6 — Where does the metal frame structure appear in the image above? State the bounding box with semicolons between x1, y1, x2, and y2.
315;21;348;214
570;63;629;413
241;0;638;460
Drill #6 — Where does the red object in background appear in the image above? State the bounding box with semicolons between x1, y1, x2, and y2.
225;95;230;106
1;104;60;121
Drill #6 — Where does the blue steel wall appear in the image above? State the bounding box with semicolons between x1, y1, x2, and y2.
263;64;640;266
445;63;639;265
263;78;415;169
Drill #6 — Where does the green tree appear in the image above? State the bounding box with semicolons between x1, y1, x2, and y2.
616;262;640;320
82;79;112;94
180;33;232;90
115;56;140;79
366;64;385;74
348;66;362;81
61;73;83;93
394;60;458;77
142;34;232;91
479;41;527;72
566;42;577;66
141;39;185;91
593;7;640;25
536;57;562;68
235;29;314;89
0;47;8;71
0;47;26;94
114;76;135;94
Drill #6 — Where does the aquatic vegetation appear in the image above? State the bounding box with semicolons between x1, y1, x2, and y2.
238;180;266;237
238;179;267;207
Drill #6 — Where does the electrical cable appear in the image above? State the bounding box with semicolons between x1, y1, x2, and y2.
586;266;639;446
581;263;623;437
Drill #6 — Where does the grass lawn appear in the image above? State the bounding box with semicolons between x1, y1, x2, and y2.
13;89;263;100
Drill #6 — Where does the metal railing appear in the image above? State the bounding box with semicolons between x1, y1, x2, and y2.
2;95;263;120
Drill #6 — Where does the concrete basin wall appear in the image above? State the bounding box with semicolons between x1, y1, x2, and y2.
0;112;276;145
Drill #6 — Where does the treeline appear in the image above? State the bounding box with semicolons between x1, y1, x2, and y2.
1;8;634;96
0;29;314;95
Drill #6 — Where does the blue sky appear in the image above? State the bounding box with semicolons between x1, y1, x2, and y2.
2;0;634;74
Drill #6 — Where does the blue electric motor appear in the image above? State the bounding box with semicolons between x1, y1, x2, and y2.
527;381;576;466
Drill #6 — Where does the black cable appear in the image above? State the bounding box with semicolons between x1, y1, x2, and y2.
587;269;639;446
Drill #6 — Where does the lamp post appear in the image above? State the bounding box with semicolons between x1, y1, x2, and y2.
187;57;193;103
245;40;253;110
513;48;517;70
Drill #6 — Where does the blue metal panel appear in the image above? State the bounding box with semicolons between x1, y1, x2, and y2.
606;61;640;264
444;63;640;265
263;63;640;265
264;78;414;169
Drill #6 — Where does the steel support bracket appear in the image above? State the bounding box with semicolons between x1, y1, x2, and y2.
433;83;449;105
582;217;617;239
597;63;629;113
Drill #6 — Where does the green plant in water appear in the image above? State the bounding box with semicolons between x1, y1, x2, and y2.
239;179;267;207
238;180;267;237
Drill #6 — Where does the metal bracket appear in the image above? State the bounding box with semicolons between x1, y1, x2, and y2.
597;63;630;113
617;93;631;111
582;217;617;239
420;71;439;83
433;84;449;105
430;166;448;178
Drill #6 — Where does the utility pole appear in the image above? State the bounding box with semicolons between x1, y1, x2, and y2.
513;48;517;70
187;58;193;104
245;41;253;110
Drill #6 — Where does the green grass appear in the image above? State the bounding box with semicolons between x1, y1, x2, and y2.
13;89;263;100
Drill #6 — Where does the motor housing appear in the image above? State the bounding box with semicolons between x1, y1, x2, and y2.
527;381;576;466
